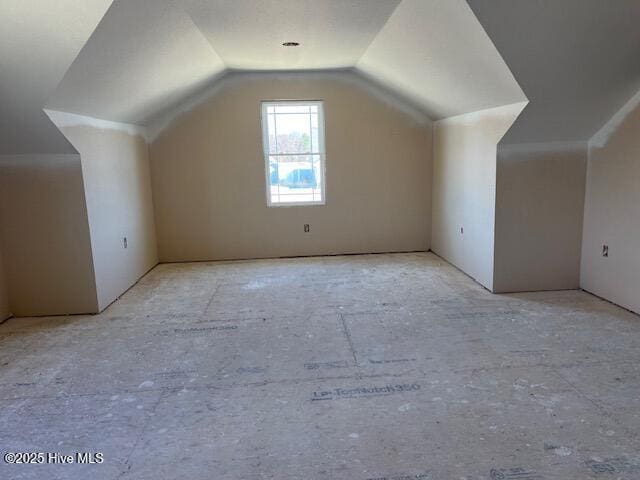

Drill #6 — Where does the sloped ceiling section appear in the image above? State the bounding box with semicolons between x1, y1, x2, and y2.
48;0;401;125
6;0;638;156
47;0;527;130
0;0;113;154
357;0;526;120
47;0;225;125
468;0;640;144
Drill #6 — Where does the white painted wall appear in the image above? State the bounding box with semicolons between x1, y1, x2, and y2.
49;112;159;311
0;247;10;320
0;155;99;316
494;143;587;292
150;72;432;262
581;96;640;314
431;103;525;290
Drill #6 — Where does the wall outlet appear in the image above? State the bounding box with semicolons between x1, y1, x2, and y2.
460;227;464;235
123;237;128;249
304;224;310;233
602;244;608;257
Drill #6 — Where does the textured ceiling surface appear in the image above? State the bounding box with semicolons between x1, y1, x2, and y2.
0;0;113;154
186;0;401;70
4;0;640;153
44;0;524;125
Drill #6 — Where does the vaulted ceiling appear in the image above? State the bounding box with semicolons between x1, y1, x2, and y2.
43;0;525;128
2;0;639;154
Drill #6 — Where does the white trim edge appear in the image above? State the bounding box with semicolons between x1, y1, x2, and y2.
45;109;148;141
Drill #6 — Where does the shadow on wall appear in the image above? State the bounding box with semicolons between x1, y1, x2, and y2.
0;154;99;317
493;142;587;293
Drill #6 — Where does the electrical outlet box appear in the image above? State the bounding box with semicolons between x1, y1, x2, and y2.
602;244;608;257
304;224;310;233
123;237;128;249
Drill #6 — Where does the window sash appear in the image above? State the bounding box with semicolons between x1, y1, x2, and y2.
261;101;326;207
268;153;322;157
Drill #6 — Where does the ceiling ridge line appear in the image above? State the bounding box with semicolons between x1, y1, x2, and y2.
185;7;228;71
355;0;405;67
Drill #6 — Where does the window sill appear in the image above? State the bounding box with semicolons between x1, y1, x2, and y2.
267;201;326;208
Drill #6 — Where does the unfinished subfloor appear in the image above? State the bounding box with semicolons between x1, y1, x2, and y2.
1;252;639;480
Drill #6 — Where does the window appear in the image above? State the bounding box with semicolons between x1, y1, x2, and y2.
261;101;325;206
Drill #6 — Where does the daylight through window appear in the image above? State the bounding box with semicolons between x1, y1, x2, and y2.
261;101;325;206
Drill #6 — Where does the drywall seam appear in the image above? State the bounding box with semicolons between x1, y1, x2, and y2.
0;152;82;165
590;87;640;149
499;141;588;155
439;101;528;125
145;69;433;143
45;109;148;141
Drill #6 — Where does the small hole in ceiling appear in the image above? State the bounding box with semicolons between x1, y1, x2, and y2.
282;42;300;47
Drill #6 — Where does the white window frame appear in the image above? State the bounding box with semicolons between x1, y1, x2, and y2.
261;100;326;207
